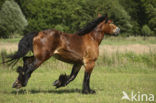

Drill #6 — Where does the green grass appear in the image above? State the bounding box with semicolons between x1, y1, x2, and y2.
101;36;156;45
0;36;156;103
0;67;155;103
0;51;156;103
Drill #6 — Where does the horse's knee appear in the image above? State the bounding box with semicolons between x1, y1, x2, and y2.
84;61;95;74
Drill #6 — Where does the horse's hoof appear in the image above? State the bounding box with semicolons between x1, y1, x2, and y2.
53;80;59;86
12;80;22;89
89;89;96;94
82;89;96;94
53;80;61;88
53;74;69;88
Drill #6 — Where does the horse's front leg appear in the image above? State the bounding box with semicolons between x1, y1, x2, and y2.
53;64;82;88
82;61;95;94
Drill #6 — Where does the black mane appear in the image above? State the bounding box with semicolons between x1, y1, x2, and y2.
76;15;106;35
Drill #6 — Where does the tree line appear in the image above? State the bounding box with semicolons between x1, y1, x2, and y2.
0;0;155;38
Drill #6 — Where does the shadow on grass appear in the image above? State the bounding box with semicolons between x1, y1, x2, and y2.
11;88;82;95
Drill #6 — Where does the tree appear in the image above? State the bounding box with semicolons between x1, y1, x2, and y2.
120;0;156;36
17;0;133;35
141;25;152;36
0;0;6;8
142;0;156;35
16;0;93;33
0;0;28;38
86;0;132;35
12;0;156;36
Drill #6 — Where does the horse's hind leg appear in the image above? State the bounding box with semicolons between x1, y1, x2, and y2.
53;64;82;88
12;56;33;88
22;56;38;86
12;56;43;88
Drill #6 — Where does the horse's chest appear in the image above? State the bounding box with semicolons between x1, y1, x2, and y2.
85;49;98;58
83;44;99;60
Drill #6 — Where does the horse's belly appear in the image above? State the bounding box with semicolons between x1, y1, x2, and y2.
53;51;83;64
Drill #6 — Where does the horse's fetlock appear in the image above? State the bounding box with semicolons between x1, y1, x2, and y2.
16;66;24;74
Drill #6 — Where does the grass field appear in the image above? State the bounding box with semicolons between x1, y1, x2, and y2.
0;36;156;103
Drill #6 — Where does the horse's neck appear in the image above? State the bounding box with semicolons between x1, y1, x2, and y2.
90;29;104;45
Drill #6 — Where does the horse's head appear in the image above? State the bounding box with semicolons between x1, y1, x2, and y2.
98;14;120;36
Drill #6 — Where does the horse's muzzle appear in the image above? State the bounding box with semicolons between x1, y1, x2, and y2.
114;27;120;36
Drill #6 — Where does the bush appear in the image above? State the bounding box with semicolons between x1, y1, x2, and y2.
19;0;92;33
2;0;155;36
141;25;152;36
148;18;156;35
0;0;5;8
0;0;28;38
15;0;133;34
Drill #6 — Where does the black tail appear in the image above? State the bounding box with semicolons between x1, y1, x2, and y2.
2;32;38;67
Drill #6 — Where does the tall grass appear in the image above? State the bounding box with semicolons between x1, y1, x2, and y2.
0;37;21;43
96;51;156;73
0;36;156;44
1;49;155;74
101;36;156;45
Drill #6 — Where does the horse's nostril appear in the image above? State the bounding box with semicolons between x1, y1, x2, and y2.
118;28;120;32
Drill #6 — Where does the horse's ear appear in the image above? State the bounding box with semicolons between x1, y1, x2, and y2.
108;20;112;24
98;13;102;17
105;13;108;23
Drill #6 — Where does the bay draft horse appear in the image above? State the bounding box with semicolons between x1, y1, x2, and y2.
3;14;120;94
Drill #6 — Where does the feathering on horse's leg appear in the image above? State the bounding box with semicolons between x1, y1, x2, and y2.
12;56;43;89
53;64;82;88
